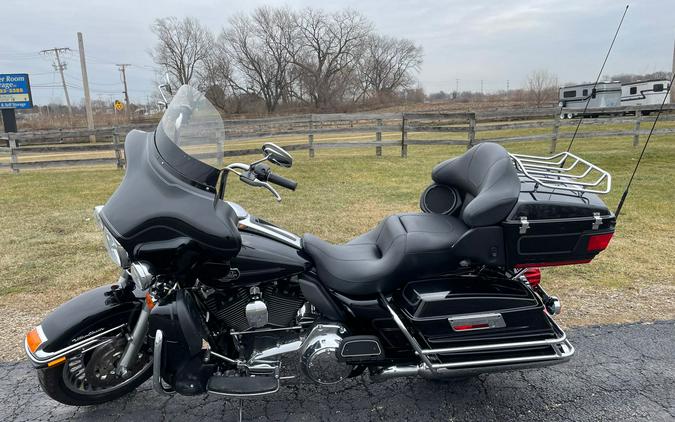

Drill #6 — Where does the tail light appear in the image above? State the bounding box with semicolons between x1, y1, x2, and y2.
587;233;613;252
524;268;541;286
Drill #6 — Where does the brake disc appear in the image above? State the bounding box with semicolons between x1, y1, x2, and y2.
84;337;127;388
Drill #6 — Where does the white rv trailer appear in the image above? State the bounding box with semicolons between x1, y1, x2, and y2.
620;79;671;107
558;82;622;118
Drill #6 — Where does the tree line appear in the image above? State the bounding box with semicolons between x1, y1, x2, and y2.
150;7;423;113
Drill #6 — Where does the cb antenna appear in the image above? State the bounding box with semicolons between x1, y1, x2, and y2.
614;71;675;218
566;4;629;153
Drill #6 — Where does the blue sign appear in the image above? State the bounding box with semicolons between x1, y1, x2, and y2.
0;73;33;109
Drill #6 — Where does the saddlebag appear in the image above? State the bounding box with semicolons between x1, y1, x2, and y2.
396;275;557;348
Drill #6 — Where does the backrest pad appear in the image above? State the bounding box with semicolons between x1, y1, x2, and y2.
431;143;520;227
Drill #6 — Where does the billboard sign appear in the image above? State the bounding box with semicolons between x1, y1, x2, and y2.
0;73;33;109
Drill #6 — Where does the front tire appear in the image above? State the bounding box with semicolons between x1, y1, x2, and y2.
36;335;152;406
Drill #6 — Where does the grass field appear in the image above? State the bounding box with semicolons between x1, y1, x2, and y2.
1;131;674;361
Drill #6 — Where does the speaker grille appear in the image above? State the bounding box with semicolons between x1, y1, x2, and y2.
420;184;461;214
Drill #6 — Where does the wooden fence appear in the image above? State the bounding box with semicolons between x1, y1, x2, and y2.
2;104;675;173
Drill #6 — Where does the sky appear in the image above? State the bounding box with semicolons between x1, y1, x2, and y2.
1;0;673;106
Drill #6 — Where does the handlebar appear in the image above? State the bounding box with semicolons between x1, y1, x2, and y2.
224;161;297;203
251;163;297;191
267;172;297;191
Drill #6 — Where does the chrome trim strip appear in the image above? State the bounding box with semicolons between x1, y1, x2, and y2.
230;326;303;336
25;323;126;366
239;216;302;249
35;325;47;343
448;313;506;332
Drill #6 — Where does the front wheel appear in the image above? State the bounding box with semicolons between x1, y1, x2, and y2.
37;334;152;406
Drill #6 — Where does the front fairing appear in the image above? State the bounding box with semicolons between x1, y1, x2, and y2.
99;129;241;265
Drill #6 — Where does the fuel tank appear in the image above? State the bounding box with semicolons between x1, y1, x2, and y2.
199;231;310;285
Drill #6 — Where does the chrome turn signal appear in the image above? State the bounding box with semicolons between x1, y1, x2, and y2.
129;262;154;290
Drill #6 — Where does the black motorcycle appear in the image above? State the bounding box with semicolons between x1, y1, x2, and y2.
25;85;615;406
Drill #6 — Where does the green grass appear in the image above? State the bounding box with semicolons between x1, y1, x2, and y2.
0;132;674;339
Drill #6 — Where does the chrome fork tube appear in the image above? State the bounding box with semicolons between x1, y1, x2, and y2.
117;300;151;377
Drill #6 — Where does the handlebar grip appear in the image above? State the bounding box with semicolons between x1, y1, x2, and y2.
267;172;297;191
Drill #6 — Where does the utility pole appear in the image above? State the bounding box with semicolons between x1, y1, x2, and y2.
77;32;96;142
671;38;675;103
41;47;72;117
480;80;484;95
117;64;131;119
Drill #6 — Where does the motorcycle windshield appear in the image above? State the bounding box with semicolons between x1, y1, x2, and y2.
155;84;225;190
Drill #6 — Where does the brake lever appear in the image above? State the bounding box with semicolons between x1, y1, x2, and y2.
261;182;282;202
239;171;281;202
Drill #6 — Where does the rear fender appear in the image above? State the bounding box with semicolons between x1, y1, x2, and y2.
25;276;143;368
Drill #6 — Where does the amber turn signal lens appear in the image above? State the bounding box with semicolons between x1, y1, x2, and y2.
47;356;66;367
145;292;155;310
26;328;43;353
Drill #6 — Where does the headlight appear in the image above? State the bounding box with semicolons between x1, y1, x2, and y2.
93;206;130;268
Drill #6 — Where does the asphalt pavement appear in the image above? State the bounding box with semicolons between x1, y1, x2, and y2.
1;320;673;422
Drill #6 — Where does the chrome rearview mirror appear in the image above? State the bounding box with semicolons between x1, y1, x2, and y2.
262;143;293;168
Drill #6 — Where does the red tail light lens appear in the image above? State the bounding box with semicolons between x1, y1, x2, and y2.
453;323;490;331
524;268;541;286
587;233;613;252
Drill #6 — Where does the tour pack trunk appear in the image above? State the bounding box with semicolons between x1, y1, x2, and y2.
502;180;616;268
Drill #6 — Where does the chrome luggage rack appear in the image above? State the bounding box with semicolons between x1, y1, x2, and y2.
510;151;611;194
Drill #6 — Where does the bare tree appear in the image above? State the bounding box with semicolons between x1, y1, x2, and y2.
199;39;237;112
151;17;214;86
288;8;372;109
526;69;558;107
223;7;295;112
357;35;423;102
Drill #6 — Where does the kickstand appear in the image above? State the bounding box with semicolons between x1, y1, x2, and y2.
238;399;243;422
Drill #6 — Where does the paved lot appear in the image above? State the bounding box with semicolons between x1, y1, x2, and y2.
1;320;673;422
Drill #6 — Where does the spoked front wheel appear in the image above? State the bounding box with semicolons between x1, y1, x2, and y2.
37;334;152;406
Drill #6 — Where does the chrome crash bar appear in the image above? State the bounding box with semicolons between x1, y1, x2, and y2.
510;151;611;194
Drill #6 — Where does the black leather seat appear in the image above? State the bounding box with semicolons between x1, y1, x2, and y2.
302;143;520;296
303;213;468;295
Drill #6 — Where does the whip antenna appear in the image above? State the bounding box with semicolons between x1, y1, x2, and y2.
566;5;629;153
614;71;675;218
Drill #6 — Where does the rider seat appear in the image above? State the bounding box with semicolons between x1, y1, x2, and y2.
302;143;520;296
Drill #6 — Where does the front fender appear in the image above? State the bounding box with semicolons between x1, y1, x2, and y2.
25;276;143;368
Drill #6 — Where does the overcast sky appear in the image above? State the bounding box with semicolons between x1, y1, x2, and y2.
2;0;673;106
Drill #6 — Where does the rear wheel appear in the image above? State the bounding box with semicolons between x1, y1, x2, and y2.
37;333;152;406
